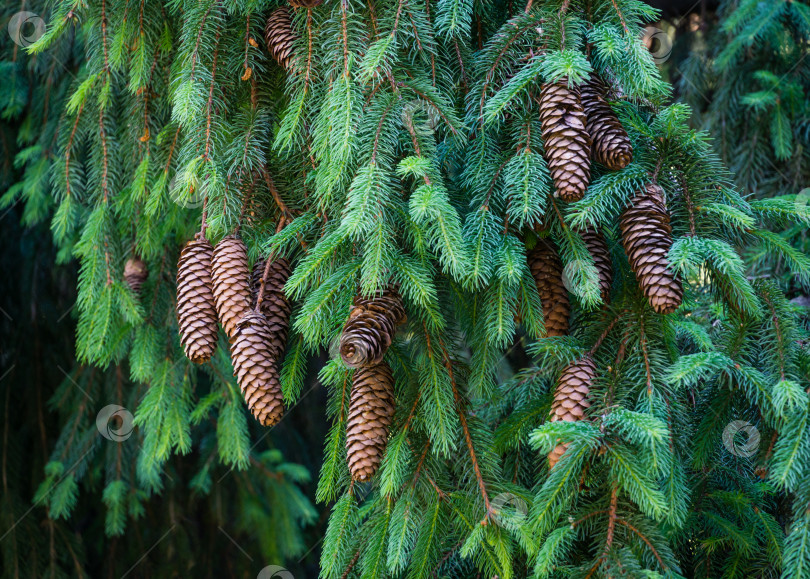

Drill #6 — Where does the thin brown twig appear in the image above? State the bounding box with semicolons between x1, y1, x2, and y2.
589;313;622;357
605;485;618;549
204;29;222;160
64;103;84;197
616;518;667;569
432;330;493;522
262;168;293;221
609;0;630;35
254;250;275;312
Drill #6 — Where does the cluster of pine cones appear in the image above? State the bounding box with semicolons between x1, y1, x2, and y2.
339;288;406;481
175;228;406;481
175;232;291;427
171;28;686;480
531;74;684;468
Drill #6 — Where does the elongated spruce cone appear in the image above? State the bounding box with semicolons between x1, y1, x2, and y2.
548;356;597;468
538;80;592;202
346;361;395;481
251;257;292;358
265;8;297;70
212;235;252;341
527;239;570;337
177;234;218;364
620;183;683;314
580;75;633;170
232;313;285;426
580;227;613;304
339;287;406;368
124;256;148;295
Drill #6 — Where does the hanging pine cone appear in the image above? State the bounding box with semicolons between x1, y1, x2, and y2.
124;256;148;295
580;227;613;304
580;74;633;170
339;287;406;368
538;80;592;202
251;257;292;358
176;234;218;364
527;239;570;337
265;7;297;70
232;312;285;426
548;355;597;468
346;361;395;481
620;183;683;314
212;235;252;341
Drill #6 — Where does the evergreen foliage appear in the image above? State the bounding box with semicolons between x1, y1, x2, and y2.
676;0;810;296
1;0;809;577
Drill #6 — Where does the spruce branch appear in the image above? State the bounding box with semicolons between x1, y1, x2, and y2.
437;335;493;523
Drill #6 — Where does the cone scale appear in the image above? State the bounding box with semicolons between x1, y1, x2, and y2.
176;234;219;364
527;239;570;337
580;74;633;170
251;257;293;359
580;227;613;305
548;355;597;468
538;80;592;202
265;8;297;70
620;183;683;314
339;287;406;369
211;234;252;341
124;256;148;295
231;312;285;427
346;361;396;481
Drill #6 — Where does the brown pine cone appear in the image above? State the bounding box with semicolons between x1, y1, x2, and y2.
548;355;597;468
251;257;292;358
212;235;252;341
620;183;683;314
527;239;570;337
265;7;297;70
177;234;218;364
346;361;395;481
538;80;592;202
580;74;633;170
580;227;613;304
124;256;148;295
232;312;285;426
339;287;406;368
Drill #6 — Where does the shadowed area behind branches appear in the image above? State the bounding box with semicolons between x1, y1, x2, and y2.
0;207;330;578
